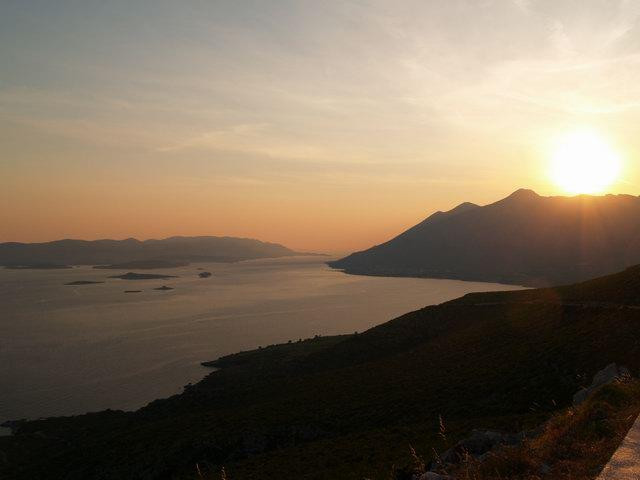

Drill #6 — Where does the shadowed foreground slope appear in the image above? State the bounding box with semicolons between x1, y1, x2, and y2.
441;380;640;480
3;266;640;479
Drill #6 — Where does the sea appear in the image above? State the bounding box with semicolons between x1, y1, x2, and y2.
0;256;522;435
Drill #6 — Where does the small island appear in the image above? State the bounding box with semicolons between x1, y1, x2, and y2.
154;285;173;291
65;280;105;286
109;272;178;280
198;271;212;278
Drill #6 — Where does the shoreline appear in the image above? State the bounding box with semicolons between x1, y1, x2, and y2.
0;264;521;436
326;265;533;288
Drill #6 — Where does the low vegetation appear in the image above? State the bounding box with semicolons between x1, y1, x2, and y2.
402;380;640;480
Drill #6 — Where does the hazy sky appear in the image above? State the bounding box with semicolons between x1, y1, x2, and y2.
2;0;640;251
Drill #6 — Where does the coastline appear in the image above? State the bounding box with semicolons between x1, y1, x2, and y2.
327;265;537;287
0;261;522;436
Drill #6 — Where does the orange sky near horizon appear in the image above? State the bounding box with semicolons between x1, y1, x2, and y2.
4;177;636;253
2;1;640;252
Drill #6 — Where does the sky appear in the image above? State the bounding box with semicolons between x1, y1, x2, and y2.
1;0;640;252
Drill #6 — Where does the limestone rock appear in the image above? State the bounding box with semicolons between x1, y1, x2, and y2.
573;363;631;406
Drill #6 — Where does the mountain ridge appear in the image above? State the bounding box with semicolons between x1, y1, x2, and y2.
0;235;311;267
329;189;640;286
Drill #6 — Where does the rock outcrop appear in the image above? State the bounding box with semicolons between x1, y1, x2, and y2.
573;363;631;406
434;428;539;468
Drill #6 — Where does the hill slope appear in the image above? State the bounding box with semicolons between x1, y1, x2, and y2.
329;189;640;286
0;236;303;266
3;266;640;479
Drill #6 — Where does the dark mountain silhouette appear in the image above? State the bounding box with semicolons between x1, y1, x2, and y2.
329;189;640;286
4;265;640;479
93;260;188;269
0;236;304;267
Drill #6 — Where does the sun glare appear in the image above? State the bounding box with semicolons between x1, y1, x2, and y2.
550;129;622;194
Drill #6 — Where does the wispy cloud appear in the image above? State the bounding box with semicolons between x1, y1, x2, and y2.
512;0;533;14
3;1;640;246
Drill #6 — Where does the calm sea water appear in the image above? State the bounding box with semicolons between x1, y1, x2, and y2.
0;257;522;434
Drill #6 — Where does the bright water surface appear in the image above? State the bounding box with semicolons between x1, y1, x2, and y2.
0;256;522;434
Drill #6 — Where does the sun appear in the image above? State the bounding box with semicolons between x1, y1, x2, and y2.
550;129;622;194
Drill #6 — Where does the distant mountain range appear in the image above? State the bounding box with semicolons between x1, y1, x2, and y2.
329;189;640;286
0;236;307;267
